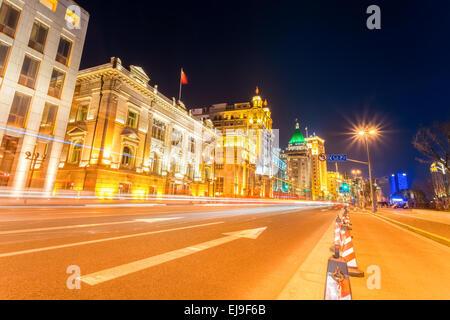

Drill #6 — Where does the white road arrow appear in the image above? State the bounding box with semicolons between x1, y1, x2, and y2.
81;227;267;286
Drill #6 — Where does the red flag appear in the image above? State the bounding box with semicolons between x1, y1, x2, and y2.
181;69;188;85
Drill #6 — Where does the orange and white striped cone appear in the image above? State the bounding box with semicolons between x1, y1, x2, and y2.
330;216;342;253
341;225;364;277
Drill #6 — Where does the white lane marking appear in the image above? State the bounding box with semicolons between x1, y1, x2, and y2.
0;217;182;235
0;221;223;258
277;220;335;300
199;204;264;207
134;218;180;224
81;227;267;285
0;204;166;209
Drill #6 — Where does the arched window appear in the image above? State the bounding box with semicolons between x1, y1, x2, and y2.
121;146;134;167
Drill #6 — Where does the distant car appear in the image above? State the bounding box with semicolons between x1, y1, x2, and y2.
392;202;408;209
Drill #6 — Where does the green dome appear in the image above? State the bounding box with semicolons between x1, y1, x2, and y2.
289;123;306;146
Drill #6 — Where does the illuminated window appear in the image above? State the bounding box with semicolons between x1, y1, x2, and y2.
7;92;31;128
152;119;166;141
151;153;160;174
19;55;41;89
29;20;49;53
189;137;195;153
171;129;182;147
126;110;139;128
39;0;58;12
0;42;11;76
76;105;88;122
0;2;20;38
69;141;82;164
39;103;58;135
65;7;80;28
56;36;72;66
121;146;134;168
48;68;65;98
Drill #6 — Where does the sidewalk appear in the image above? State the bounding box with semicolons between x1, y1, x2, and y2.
349;210;450;299
373;208;450;241
378;208;450;225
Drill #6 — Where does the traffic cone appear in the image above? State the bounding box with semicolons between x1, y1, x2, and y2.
341;225;364;277
330;216;342;252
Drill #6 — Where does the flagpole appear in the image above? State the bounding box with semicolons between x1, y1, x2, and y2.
178;68;183;102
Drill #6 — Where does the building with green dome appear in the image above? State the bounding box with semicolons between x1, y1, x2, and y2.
283;121;312;199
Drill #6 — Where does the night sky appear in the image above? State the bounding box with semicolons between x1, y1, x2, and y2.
76;0;450;192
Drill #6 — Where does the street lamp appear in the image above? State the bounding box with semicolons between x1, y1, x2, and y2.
359;129;377;212
356;128;377;213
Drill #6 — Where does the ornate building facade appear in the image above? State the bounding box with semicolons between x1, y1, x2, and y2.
0;0;89;193
191;88;274;197
305;135;328;200
284;121;311;199
56;57;217;197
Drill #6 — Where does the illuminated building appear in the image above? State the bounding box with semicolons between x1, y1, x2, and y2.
430;162;449;198
56;57;217;197
284;121;311;199
0;0;89;193
389;172;409;196
327;171;343;201
305;135;328;200
191;88;274;197
272;147;288;198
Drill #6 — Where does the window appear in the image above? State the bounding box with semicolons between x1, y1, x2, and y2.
152;119;166;141
39;103;58;135
0;42;10;76
187;164;194;179
171;129;182;147
0;2;20;38
76;105;88;122
19;55;40;89
56;36;72;66
189;137;195;153
151;154;160;174
29;20;49;53
216;177;224;193
48;68;65;98
7;92;31;128
0;136;19;186
69;141;82;164
40;0;58;12
126;110;139;128
121;146;133;167
65;8;80;28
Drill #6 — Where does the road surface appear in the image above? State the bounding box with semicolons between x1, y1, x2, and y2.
0;203;335;299
0;203;448;300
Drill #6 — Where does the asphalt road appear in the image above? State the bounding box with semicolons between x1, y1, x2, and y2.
0;203;336;299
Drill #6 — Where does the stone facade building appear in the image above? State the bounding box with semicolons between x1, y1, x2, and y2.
191;88;274;198
56;57;217;197
0;0;89;193
284;121;311;199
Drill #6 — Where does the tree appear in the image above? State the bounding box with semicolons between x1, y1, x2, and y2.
413;122;450;172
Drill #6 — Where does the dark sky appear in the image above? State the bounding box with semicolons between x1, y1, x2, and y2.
76;0;450;191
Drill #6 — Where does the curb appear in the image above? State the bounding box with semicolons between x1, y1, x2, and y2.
371;213;450;247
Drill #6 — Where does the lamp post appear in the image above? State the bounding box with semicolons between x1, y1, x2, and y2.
358;129;377;213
